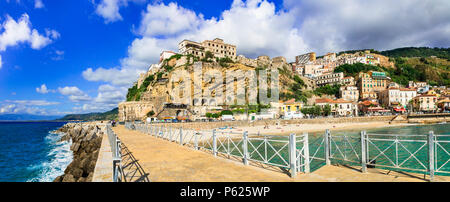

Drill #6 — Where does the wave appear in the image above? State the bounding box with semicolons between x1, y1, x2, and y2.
27;131;73;182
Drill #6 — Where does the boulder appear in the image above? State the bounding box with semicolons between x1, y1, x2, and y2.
62;174;76;182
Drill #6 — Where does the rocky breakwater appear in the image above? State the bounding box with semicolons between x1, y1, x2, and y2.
53;123;104;182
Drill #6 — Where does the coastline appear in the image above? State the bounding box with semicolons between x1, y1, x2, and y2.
53;122;105;182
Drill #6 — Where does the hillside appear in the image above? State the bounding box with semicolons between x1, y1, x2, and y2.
380;47;450;60
57;108;118;121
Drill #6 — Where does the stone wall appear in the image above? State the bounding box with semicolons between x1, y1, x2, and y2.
118;101;155;122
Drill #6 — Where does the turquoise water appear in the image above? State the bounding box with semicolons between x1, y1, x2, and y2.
209;123;450;176
0;122;71;182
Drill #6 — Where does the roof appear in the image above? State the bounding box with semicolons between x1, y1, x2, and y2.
333;99;353;103
359;100;379;106
283;99;297;105
315;98;334;104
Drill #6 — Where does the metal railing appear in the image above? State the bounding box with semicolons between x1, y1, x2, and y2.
310;129;450;182
106;124;124;182
128;122;310;178
126;122;450;181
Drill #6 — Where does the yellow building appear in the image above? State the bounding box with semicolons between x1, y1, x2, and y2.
280;99;303;114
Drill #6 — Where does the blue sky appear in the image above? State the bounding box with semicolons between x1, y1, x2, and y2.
0;0;449;116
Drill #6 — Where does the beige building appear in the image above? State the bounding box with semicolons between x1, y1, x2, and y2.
316;98;358;117
340;86;359;102
178;38;236;59
412;94;438;112
315;72;344;87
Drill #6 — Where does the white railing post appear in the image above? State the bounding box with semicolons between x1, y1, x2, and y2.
160;125;163;138
361;131;367;173
289;133;297;178
213;129;217;157
303;132;310;174
325;129;331;165
428;131;435;182
169;127;173;141
179;127;183;145
243;131;249;165
195;132;199;150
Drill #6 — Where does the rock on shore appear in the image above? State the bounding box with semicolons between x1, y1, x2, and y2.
53;123;104;182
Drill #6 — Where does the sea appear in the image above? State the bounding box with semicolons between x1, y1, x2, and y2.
0;122;71;182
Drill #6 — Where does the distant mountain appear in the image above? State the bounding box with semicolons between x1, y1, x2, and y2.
0;114;63;121
57;108;118;121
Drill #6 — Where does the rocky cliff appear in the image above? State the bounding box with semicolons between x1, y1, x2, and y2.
53;123;104;182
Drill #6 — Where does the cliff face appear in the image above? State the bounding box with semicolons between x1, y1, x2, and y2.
53;123;104;182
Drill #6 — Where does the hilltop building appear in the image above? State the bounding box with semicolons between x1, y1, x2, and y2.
178;38;237;59
315;72;344;87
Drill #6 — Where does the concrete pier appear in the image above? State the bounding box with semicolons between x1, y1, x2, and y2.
104;125;450;182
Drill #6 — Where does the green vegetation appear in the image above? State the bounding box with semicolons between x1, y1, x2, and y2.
313;84;341;97
280;75;309;103
301;106;322;116
218;57;234;67
381;47;450;60
334;63;383;77
58;108;118;121
126;74;156;101
147;110;155;117
220;110;233;116
383;57;450;86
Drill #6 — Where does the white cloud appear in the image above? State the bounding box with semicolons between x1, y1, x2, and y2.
94;0;145;23
5;100;59;106
94;84;126;104
36;84;54;94
58;86;92;102
0;55;2;69
84;0;308;89
35;0;44;9
284;0;450;54
82;0;450;112
0;14;56;51
0;13;59;68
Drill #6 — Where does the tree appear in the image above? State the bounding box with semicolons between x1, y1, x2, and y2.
147;110;155;117
323;104;331;116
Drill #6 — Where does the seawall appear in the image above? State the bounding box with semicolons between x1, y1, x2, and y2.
53;122;104;182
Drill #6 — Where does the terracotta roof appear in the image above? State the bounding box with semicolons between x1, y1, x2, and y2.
315;98;334;104
359;100;379;106
283;98;296;104
416;94;437;97
400;88;417;91
333;99;353;103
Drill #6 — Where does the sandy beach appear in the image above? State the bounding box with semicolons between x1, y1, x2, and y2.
223;121;413;136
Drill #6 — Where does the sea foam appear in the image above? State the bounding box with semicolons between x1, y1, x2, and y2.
27;131;73;182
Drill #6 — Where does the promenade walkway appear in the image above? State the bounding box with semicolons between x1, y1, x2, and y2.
112;125;449;182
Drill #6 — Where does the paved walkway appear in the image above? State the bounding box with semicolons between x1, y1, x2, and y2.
112;125;449;182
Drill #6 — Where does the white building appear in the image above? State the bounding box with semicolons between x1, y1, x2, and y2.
340;86;359;102
379;88;417;108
